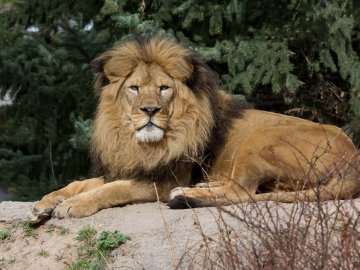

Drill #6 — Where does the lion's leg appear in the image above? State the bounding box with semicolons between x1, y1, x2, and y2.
167;179;258;208
168;176;360;208
28;178;105;223
168;150;279;208
51;179;176;219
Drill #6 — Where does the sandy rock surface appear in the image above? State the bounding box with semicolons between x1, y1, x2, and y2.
1;200;359;269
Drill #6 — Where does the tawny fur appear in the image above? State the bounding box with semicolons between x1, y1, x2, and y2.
28;36;360;223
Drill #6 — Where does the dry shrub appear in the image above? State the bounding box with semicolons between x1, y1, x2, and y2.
178;199;360;270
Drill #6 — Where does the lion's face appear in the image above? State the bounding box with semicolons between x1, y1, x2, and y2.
122;62;174;143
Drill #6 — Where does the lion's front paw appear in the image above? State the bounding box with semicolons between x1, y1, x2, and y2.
27;195;66;224
52;196;99;219
27;204;53;224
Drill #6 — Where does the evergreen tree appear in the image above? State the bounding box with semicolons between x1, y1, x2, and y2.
1;0;359;200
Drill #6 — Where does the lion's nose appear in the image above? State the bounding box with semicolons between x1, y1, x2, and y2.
140;106;161;116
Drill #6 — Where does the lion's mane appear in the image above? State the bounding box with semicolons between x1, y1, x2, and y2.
90;36;248;181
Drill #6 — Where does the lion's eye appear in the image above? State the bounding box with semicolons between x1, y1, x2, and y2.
160;85;170;91
130;85;139;92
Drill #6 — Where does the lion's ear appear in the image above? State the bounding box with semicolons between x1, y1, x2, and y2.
91;53;136;83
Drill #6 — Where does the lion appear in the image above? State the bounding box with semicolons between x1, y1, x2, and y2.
28;35;360;223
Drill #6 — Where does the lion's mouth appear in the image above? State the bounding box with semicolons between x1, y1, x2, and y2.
137;122;162;131
135;122;165;143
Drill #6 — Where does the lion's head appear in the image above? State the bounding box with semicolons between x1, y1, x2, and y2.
90;36;228;179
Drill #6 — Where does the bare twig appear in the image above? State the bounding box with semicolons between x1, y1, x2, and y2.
154;182;177;269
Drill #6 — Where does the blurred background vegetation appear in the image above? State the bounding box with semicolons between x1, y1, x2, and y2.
0;0;359;200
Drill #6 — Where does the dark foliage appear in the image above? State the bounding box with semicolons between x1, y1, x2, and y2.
0;0;359;199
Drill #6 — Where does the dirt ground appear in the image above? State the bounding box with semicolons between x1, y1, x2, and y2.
1;201;242;270
1;200;360;270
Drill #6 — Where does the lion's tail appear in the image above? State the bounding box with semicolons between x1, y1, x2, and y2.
251;177;360;203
